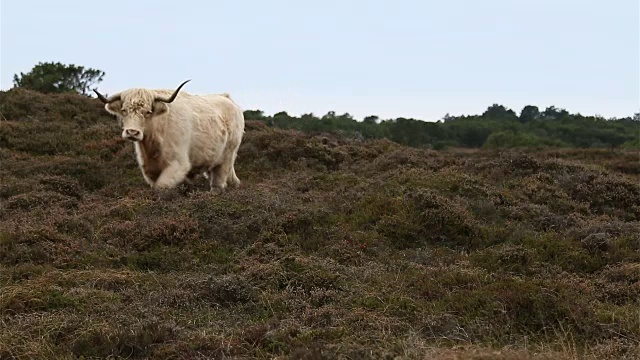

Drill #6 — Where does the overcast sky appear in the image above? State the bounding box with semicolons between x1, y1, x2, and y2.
1;0;638;121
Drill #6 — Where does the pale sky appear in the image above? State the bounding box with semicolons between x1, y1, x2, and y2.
1;0;638;121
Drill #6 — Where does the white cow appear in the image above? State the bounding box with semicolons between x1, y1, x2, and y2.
94;80;245;193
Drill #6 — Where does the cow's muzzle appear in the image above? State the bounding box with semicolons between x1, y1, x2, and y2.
123;128;143;141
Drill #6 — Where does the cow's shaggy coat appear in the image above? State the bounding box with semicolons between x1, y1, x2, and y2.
94;80;245;192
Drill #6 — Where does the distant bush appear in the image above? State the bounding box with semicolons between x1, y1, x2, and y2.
483;130;567;148
622;137;640;150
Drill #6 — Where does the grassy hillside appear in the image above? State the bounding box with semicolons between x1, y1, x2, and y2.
1;88;639;359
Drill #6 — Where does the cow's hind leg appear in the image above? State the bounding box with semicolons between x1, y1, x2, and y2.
226;147;241;189
207;165;226;194
227;165;240;188
208;159;238;194
207;145;241;194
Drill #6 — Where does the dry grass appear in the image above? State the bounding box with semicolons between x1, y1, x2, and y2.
1;88;639;359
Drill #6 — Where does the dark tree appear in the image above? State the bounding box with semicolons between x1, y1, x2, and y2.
541;106;569;120
482;104;518;120
244;110;265;120
12;61;105;96
363;115;379;124
520;105;541;123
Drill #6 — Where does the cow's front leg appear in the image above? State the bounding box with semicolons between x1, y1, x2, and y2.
154;159;190;190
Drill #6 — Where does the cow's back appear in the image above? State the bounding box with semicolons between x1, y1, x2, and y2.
169;93;244;170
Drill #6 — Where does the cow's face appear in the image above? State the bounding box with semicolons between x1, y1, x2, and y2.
93;80;191;142
104;96;168;142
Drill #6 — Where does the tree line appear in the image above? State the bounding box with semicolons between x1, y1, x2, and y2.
243;105;639;150
11;61;640;150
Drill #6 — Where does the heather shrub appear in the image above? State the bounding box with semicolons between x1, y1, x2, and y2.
0;121;84;155
567;172;640;219
35;156;114;191
403;188;480;248
36;174;83;199
99;214;201;251
4;190;79;211
470;244;535;275
197;274;257;305
69;320;178;358
240;129;349;171
0;88;109;123
0;175;37;200
434;277;598;342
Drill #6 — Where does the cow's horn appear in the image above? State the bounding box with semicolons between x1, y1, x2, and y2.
155;79;191;103
93;89;121;104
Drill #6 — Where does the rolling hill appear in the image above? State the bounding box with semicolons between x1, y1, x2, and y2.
1;88;639;359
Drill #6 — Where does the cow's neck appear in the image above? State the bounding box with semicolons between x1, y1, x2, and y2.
135;132;165;183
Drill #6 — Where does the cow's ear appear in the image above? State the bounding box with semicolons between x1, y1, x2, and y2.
105;100;123;115
152;101;168;116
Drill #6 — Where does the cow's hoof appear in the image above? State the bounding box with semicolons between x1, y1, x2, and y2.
209;187;225;196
